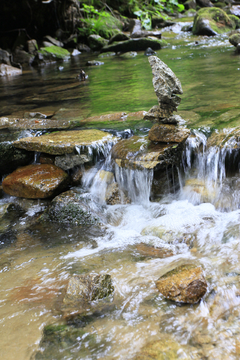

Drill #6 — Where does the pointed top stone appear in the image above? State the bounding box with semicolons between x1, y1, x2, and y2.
148;56;183;117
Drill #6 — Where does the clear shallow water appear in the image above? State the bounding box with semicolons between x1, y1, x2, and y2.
1;28;240;359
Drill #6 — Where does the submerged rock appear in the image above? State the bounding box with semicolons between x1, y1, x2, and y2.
63;273;114;307
105;182;130;205
135;243;174;258
2;164;69;199
40;189;101;226
134;335;191;360
193;8;235;36
148;124;190;143
148;56;183;117
156;264;207;303
111;136;184;171
13;129;117;155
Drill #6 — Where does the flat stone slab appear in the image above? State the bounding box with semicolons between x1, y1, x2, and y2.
2;164;69;199
13;129;116;155
148;124;190;143
111;135;183;170
0;117;77;131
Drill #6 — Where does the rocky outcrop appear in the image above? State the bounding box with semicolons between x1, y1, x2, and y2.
135;243;174;258
13;129;117;155
193;8;235;36
40;189;101;226
156;264;207;303
2;164;69;199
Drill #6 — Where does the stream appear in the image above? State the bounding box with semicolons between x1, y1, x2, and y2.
1;24;240;359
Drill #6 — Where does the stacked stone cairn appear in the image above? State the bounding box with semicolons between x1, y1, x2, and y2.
144;56;190;144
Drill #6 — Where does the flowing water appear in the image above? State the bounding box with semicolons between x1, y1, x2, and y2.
1;24;240;359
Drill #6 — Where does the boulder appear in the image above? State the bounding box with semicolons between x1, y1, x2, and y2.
111;136;184;171
54;153;92;171
40;189;101;226
0;64;22;76
101;38;165;54
148;56;183;117
0;141;33;176
196;0;213;7
193;8;235;36
229;31;240;47
38;45;70;61
2;164;69;199
129;19;142;36
13;129;117;155
156;264;207;303
88;34;108;51
27;39;38;54
229;15;240;30
148;124;190;143
63;273;114;307
0;48;11;65
13;47;34;65
230;5;240;18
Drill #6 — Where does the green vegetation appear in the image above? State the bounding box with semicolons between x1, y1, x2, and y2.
78;1;185;37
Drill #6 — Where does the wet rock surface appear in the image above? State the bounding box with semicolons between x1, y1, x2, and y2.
156;264;207;303
40;189;101;226
0;141;33;176
2;164;69;199
13;129;116;155
0;64;22;77
148;124;190;143
54;153;92;171
112;136;183;170
135;243;174;258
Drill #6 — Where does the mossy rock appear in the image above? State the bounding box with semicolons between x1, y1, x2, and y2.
88;34;108;51
229;15;240;29
229;32;240;47
0;141;33;176
38;45;70;60
101;38;165;54
39;189;101;227
193;7;235;35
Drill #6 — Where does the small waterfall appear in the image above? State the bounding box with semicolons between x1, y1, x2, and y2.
115;164;153;205
181;129;240;210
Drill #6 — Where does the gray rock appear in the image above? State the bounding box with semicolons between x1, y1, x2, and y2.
55;153;91;170
230;5;240;18
63;273;114;306
148;56;183;116
13;48;34;65
86;60;104;66
0;48;11;65
229;31;240;47
193;8;235;36
144;106;186;124
196;0;213;7
144;47;156;56
27;39;38;54
129;19;142;35
44;35;63;47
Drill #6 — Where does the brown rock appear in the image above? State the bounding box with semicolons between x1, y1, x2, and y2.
2;164;69;199
136;243;173;258
156;264;207;303
148;124;190;143
105;182;130;205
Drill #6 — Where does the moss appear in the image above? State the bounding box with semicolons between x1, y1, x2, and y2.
39;45;70;60
193;7;234;35
229;15;240;29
